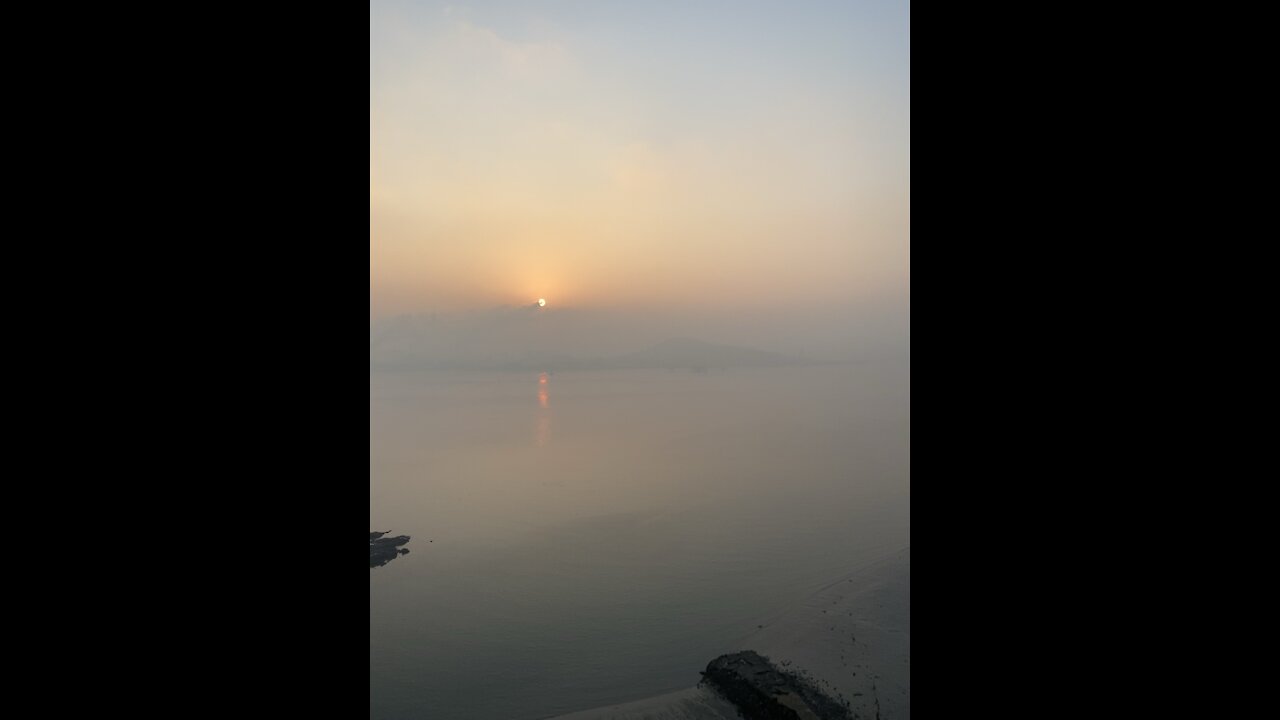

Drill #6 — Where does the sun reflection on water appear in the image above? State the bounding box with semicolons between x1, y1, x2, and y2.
536;372;550;446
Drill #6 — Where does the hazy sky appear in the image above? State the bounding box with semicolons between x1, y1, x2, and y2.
370;0;909;318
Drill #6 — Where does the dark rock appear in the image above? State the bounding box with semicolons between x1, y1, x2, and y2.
370;533;411;568
702;651;851;720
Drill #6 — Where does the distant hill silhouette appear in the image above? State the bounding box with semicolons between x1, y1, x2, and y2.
369;312;801;372
602;337;797;371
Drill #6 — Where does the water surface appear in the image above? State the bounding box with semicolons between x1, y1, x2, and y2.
370;364;909;720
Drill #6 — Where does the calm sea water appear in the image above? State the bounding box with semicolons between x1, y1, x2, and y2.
370;364;910;720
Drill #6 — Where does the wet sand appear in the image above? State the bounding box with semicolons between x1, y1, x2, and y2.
744;547;910;719
549;687;741;720
547;547;909;719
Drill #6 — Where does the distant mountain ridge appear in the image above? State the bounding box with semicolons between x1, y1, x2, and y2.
601;337;796;370
369;316;800;372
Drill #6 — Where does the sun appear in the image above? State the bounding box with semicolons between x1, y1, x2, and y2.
538;298;546;307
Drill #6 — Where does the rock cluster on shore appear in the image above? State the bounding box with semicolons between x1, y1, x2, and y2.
370;531;411;568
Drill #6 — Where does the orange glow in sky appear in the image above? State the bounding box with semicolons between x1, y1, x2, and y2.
369;3;909;317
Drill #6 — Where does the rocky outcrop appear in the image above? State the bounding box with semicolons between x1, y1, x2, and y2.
370;531;411;568
701;651;851;720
